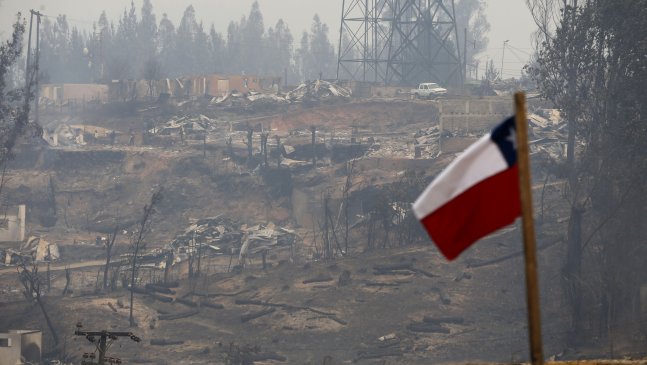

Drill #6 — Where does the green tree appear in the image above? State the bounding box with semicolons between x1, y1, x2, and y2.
176;5;199;76
138;0;157;64
1;14;36;167
113;1;138;78
209;24;225;73
241;1;265;75
226;20;242;74
308;14;336;79
296;31;310;81
194;22;211;75
158;13;176;76
266;19;294;80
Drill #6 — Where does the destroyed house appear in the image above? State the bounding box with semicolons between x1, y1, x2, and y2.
40;83;109;104
95;73;284;102
159;74;282;99
0;205;25;243
0;330;41;365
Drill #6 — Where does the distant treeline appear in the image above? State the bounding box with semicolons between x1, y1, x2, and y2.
36;1;338;85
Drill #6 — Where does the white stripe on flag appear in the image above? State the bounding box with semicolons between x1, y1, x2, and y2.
412;133;509;219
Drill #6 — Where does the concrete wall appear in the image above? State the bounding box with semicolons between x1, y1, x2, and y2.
439;98;511;133
0;205;25;243
0;330;41;365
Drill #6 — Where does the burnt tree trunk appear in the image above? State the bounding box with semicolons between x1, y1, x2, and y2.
564;204;584;339
311;126;316;168
164;251;173;284
247;127;253;160
62;267;71;295
104;227;119;290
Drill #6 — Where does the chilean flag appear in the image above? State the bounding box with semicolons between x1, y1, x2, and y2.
413;117;520;260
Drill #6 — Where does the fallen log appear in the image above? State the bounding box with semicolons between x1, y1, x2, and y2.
302;274;334;284
372;269;413;276
327;316;348;325
422;316;464;325
241;308;276;323
131;287;173;303
157;281;180;288
201;301;224;310
145;284;176;295
107;302;118;313
372;263;413;271
193;289;251;297
150;339;185;346
251;352;287;362
412;268;437;278
235;299;267;306
131;287;148;295
354;348;402;362
158;309;199;321
176;297;198;307
406;322;450;334
365;281;401;287
150;293;173;303
364;280;411;287
235;298;337;317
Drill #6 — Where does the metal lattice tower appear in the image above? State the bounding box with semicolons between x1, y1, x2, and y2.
336;0;462;86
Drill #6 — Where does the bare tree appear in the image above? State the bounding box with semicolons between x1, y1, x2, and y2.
16;257;59;346
246;126;254;162
103;225;120;290
341;160;355;254
129;189;163;327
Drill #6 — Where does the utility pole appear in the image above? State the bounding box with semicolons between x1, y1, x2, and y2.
463;28;468;83
501;40;509;80
75;323;141;365
25;10;42;124
311;126;316;168
34;10;41;126
24;11;34;92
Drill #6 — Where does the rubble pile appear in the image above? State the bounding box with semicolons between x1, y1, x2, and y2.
152;114;224;137
170;215;243;253
1;236;60;266
414;126;441;146
527;110;568;160
211;91;259;107
363;127;442;159
169;216;297;257
285;80;352;102
210;80;352;108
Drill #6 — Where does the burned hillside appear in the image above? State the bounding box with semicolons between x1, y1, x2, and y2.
1;88;608;364
2;0;647;364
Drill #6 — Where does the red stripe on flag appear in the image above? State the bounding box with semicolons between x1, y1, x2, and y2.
419;164;520;260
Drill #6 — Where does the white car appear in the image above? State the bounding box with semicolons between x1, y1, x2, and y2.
411;83;448;99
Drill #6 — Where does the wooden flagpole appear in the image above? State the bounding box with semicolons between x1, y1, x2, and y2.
514;92;544;365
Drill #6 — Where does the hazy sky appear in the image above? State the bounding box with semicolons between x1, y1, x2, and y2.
0;0;535;78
